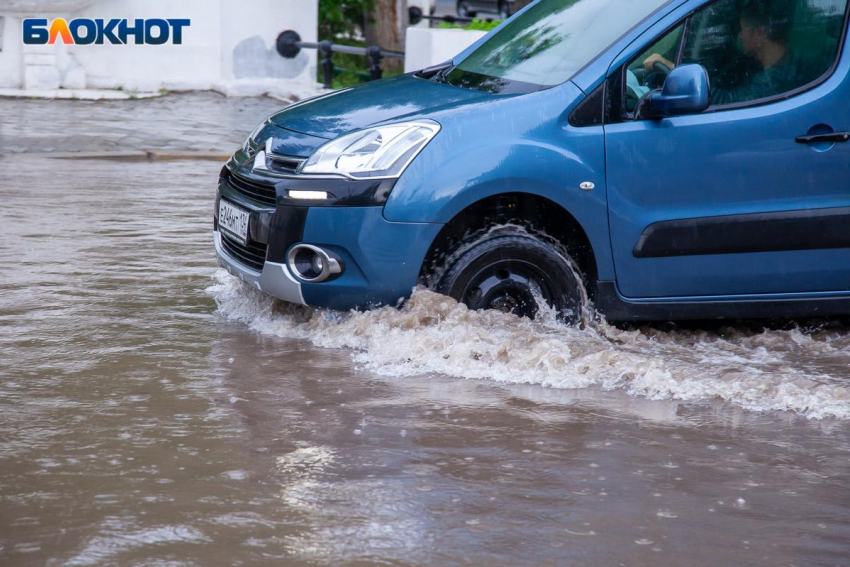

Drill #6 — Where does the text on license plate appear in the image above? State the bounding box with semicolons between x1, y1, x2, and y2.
219;200;250;243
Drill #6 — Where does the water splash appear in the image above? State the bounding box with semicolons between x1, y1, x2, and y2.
206;270;850;420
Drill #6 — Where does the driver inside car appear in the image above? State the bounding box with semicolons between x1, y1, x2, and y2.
642;0;803;105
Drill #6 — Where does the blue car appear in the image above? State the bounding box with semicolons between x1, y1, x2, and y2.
215;0;850;324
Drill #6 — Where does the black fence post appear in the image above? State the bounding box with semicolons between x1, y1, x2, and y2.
319;40;334;89
276;30;405;89
367;46;384;81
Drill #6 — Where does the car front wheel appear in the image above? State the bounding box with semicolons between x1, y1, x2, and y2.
433;227;587;324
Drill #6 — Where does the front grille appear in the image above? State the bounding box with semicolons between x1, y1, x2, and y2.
220;232;268;272
227;172;277;206
268;154;305;173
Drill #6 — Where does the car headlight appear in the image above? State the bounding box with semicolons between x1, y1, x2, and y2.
299;120;441;179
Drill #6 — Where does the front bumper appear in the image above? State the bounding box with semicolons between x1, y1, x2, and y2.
213;230;305;305
215;172;443;311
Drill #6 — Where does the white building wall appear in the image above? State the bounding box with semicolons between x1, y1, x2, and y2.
219;0;317;84
404;27;486;73
0;0;318;94
0;16;24;88
72;0;224;91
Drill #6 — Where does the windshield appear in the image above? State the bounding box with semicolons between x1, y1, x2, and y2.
446;0;673;92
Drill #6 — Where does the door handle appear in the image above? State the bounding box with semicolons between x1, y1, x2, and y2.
795;132;850;144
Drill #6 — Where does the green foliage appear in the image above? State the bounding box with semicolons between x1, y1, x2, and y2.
319;0;375;41
438;18;502;32
320;38;371;89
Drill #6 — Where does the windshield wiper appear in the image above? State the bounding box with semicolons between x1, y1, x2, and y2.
417;60;454;83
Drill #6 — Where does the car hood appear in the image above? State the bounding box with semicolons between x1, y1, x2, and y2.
269;74;493;139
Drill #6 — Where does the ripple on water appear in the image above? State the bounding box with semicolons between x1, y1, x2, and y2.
206;270;850;420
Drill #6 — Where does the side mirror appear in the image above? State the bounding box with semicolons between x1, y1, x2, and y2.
648;64;710;118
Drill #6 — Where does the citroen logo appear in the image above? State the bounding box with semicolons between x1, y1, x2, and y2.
252;138;273;172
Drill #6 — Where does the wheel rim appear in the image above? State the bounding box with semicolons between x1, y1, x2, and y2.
458;1;472;17
460;259;553;319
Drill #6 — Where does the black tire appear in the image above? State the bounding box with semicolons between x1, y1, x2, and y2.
457;0;476;18
434;227;586;324
497;0;510;18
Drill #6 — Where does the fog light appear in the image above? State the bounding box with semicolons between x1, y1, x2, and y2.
288;190;328;200
287;244;343;282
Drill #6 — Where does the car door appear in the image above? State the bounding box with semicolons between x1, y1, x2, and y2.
604;0;850;299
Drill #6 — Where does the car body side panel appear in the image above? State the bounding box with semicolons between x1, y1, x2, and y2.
300;207;443;310
383;81;615;280
604;0;850;298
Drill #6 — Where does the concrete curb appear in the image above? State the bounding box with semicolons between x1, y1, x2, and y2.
0;82;327;103
0;88;163;100
9;151;231;162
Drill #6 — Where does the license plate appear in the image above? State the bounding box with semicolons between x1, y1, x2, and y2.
218;199;250;244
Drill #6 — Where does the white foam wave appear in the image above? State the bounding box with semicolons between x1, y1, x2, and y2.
206;270;850;420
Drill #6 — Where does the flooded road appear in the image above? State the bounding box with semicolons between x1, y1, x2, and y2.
1;94;849;567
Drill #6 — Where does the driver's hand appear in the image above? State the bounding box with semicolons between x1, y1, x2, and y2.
643;53;674;72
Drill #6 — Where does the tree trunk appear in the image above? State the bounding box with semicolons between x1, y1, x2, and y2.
365;0;408;73
508;0;534;15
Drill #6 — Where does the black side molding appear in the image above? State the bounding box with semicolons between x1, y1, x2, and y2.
595;281;850;322
634;207;850;258
796;132;850;144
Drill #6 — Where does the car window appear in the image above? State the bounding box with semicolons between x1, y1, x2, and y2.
446;0;672;92
625;24;684;112
626;0;849;113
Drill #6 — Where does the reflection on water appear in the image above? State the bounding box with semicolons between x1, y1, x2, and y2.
0;102;849;566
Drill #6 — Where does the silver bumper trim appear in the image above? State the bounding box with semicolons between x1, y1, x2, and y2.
213;231;305;305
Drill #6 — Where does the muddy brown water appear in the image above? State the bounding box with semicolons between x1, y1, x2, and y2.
1;94;849;566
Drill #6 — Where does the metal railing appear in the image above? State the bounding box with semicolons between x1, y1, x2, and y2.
276;5;510;90
407;8;476;26
277;30;405;89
